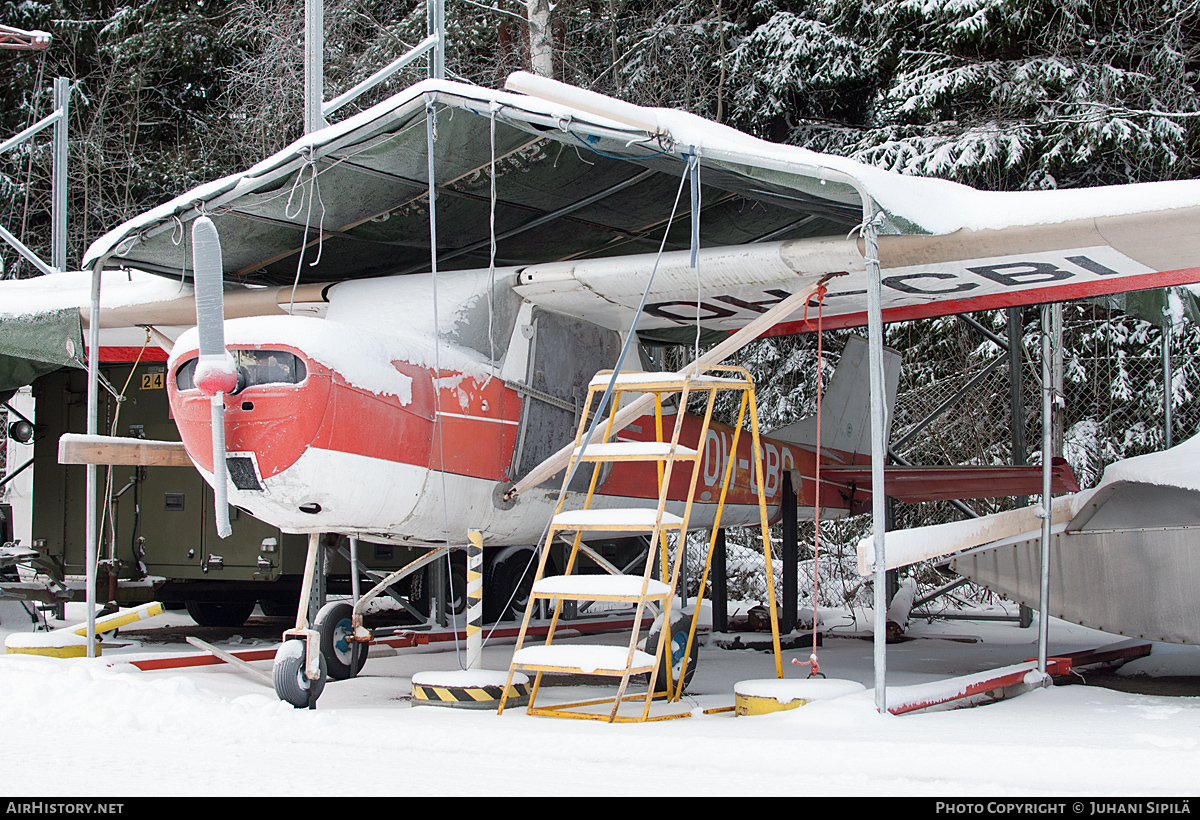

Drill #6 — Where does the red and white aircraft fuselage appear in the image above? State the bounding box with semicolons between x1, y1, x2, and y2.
166;269;862;547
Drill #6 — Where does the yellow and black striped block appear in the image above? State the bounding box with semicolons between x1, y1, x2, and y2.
412;679;530;710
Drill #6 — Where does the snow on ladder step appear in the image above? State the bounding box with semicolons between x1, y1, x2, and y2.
532;574;671;601
551;508;684;531
572;441;698;460
588;371;748;390
512;644;657;675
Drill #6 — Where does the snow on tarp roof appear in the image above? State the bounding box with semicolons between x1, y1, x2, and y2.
82;76;1200;288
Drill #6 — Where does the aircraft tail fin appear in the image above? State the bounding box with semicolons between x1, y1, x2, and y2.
768;334;901;459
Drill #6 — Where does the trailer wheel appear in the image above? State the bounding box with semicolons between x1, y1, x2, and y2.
273;639;326;708
314;601;367;680
646;614;700;695
259;597;299;619
185;600;255;627
408;553;468;620
484;546;552;622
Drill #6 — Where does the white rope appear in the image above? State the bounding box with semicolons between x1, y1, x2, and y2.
425;97;465;668
285;151;326;315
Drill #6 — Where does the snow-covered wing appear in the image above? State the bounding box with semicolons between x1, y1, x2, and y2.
514;212;1200;334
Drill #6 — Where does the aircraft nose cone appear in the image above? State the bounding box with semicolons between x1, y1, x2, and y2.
194;361;238;396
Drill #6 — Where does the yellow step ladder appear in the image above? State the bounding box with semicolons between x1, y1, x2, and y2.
499;365;782;722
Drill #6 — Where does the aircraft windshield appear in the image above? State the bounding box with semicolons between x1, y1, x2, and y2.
175;350;307;393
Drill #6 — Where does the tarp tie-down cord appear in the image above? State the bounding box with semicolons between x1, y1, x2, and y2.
793;284;827;679
423;97;467;669
99;328;153;565
285;147;326;315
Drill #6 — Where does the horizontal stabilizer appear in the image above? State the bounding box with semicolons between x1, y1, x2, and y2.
827;458;1079;503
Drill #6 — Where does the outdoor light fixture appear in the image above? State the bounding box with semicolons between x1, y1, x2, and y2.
7;420;33;444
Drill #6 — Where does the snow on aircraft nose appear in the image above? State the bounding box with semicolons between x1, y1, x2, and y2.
167;315;437;530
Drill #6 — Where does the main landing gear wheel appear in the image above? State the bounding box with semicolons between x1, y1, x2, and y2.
314;601;368;680
647;615;700;695
273;639;327;708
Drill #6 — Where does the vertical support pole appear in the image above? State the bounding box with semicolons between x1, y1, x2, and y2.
711;529;727;633
781;471;797;634
466;531;483;670
428;0;445;79
864;209;888;714
1163;292;1174;449
304;0;326;134
1037;304;1054;676
1008;307;1028;507
348;536;360;603
85;263;101;657
1051;303;1064;458
51;78;68;273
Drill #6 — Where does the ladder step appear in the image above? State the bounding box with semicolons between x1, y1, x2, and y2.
589;371;750;392
572;441;698;461
532;575;671;601
512;644;657;675
551;508;684;531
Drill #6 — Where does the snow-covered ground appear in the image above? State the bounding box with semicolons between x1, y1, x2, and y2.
1;602;1197;796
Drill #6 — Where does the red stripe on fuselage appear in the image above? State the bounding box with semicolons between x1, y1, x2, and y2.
170;346;522;482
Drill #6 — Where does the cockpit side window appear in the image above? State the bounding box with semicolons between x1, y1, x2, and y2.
174;350;307;393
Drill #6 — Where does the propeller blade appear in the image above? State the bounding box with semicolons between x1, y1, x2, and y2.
191;216;234;539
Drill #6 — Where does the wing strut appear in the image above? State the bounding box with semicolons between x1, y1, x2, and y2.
505;275;837;497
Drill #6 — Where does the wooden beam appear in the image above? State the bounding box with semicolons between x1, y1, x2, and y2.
58;434;192;467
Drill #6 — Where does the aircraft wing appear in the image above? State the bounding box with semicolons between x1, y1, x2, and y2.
854;435;1200;575
76;74;1200;338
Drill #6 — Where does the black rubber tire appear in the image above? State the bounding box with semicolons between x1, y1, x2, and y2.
185;600;255;628
273;639;327;708
314;601;367;680
409;553;468;619
646;614;700;695
483;546;539;623
258;597;300;619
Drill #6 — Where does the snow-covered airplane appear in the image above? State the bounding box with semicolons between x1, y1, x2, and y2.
857;434;1200;645
13;74;1200;697
74;74;1195;540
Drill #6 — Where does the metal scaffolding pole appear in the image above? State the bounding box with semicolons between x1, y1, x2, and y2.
1036;303;1059;675
304;0;325;134
864;209;888;713
428;0;445;80
1164;290;1175;449
85;264;101;656
51;78;68;272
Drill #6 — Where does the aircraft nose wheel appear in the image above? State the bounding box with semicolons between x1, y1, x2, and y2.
273;638;327;708
314;601;368;680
